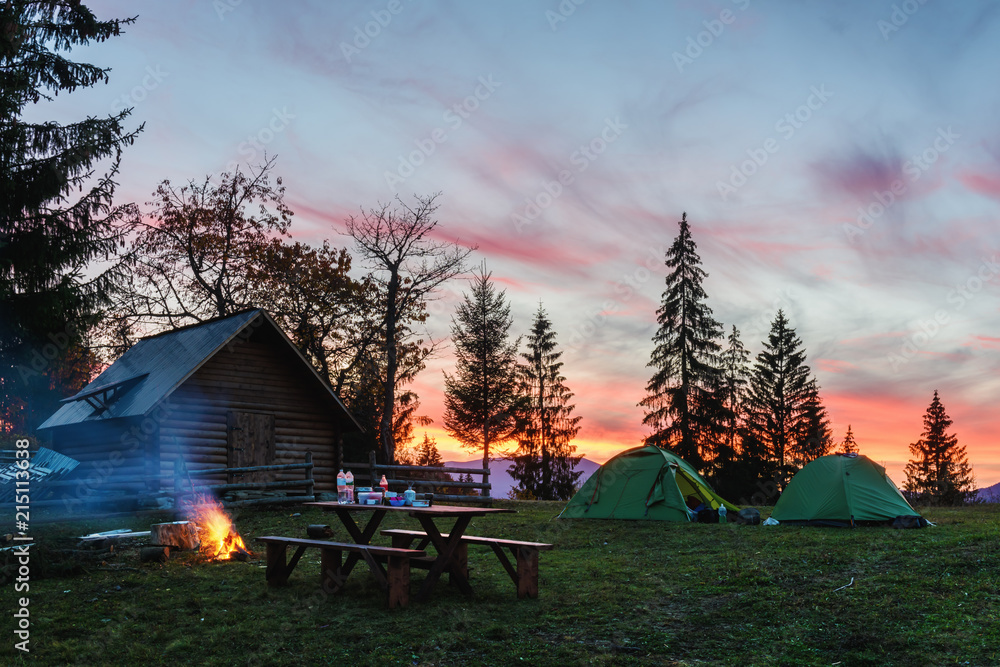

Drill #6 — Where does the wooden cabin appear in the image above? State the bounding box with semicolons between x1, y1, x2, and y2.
37;309;361;500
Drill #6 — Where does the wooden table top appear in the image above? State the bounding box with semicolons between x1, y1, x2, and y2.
305;501;515;516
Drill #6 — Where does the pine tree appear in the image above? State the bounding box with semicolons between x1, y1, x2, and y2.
640;212;724;468
508;305;582;501
716;325;750;468
745;310;812;473
442;265;521;470
841;424;859;454
791;377;832;466
1;2;142;432
904;390;976;505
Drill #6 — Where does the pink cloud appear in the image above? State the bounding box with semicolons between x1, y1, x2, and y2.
959;170;1000;200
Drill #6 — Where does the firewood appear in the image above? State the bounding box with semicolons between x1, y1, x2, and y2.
306;524;334;539
140;546;170;563
150;521;200;550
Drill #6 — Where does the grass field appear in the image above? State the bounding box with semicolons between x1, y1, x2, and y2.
3;501;998;666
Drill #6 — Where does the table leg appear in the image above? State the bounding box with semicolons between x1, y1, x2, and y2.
415;515;473;602
331;507;387;577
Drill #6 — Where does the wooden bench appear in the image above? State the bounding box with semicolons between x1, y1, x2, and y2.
255;536;425;609
380;529;554;599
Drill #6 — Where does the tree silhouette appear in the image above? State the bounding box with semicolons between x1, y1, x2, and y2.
443;264;521;470
1;2;141;432
345;193;473;463
745;309;812;476
640;212;724;468
716;325;750;471
508;305;582;501
904;390;975;505
841;424;859;454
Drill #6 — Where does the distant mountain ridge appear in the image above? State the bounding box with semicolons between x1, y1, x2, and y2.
442;457;602;499
977;481;1000;503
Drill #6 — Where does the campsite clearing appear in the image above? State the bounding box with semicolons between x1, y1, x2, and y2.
4;501;999;666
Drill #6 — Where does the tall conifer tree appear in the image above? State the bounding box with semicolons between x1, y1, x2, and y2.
442;265;521;470
745;310;812;473
508;305;581;500
640;212;724;468
1;2;141;432
791;377;832;465
904;390;975;505
716;325;750;469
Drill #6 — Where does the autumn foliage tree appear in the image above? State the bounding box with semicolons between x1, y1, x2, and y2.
345;193;473;463
904;390;975;505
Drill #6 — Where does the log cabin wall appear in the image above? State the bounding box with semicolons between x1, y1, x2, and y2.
157;337;342;491
49;418;156;494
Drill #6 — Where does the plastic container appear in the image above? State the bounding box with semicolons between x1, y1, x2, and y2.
404;486;416;506
345;470;354;503
379;474;389;494
718;504;727;523
336;469;347;504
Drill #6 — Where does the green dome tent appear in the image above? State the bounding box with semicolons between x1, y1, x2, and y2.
771;453;924;527
559;445;738;521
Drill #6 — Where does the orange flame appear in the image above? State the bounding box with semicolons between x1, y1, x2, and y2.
187;495;250;560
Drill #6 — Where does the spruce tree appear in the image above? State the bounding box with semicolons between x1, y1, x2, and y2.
1;2;141;432
841;424;859;454
716;325;750;468
640;212;724;468
745;309;811;473
904;390;976;505
791;377;832;465
508;305;582;501
442;265;521;470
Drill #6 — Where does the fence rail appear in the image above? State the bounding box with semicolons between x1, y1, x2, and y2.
341;451;492;505
0;453;316;513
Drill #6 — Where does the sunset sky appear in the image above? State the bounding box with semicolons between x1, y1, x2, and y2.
54;1;999;486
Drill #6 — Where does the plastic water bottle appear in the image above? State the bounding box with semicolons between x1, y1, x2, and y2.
345;471;354;503
718;504;727;524
337;469;347;504
404;485;416;506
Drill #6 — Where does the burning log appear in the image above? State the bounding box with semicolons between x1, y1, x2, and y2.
150;521;200;551
186;494;252;561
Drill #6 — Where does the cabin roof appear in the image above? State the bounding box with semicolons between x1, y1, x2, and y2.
38;309;362;432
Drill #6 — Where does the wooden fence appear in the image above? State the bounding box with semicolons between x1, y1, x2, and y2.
0;453;315;513
341;451;492;505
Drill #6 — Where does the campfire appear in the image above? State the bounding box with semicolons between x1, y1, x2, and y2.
187;495;251;561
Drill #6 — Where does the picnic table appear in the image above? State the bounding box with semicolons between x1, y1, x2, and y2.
306;501;516;603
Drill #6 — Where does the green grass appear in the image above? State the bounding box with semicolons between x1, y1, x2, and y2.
3;502;999;666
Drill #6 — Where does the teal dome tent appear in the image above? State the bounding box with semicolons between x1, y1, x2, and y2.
559;446;738;521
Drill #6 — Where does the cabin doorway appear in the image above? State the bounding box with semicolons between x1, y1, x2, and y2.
226;411;275;483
